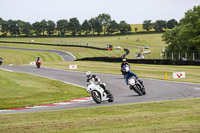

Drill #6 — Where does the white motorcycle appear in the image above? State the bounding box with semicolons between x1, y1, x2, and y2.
128;76;146;96
87;83;114;104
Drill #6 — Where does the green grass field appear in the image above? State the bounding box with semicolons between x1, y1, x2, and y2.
0;98;200;133
130;24;155;32
0;33;165;59
0;48;63;65
43;61;200;84
0;69;89;109
0;42;126;59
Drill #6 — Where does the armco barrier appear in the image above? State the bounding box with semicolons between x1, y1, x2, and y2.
0;41;107;50
77;57;200;66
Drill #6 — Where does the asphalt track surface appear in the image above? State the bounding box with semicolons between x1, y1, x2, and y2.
0;65;200;114
0;46;76;61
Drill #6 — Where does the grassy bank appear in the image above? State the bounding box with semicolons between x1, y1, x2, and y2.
0;98;200;133
0;48;63;65
0;69;89;109
0;43;126;59
43;61;200;84
0;33;165;59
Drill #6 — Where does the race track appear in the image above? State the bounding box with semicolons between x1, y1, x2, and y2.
0;65;200;114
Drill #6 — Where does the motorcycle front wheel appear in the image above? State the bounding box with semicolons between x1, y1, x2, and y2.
133;84;143;96
91;90;102;104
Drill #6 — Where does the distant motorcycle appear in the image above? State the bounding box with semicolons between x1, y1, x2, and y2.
36;60;41;68
87;83;114;104
128;76;146;96
0;57;3;65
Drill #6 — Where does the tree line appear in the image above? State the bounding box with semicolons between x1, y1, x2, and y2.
0;13;132;36
0;12;180;37
162;5;200;60
143;19;179;32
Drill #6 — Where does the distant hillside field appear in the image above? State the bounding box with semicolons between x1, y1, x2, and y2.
0;33;165;60
130;24;154;32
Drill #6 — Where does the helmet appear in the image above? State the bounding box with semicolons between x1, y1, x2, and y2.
86;71;92;78
122;58;127;64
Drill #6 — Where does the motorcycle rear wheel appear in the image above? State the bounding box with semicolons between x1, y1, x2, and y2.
91;90;102;104
106;90;114;102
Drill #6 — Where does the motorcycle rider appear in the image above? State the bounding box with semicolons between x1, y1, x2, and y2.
36;57;41;62
123;64;144;88
86;71;108;93
121;58;130;77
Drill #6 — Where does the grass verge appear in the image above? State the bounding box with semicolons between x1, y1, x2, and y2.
0;48;63;65
0;98;200;133
43;61;200;84
0;69;89;109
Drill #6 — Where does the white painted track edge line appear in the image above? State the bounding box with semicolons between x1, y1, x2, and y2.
0;68;13;72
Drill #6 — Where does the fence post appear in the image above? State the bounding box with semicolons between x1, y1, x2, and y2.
172;53;174;60
185;52;187;59
193;53;195;61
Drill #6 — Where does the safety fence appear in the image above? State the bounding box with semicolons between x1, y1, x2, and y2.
0;41;108;50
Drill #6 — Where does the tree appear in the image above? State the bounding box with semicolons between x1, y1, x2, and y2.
8;20;19;36
143;20;153;32
46;20;55;36
0;18;3;31
32;21;42;36
167;19;178;29
81;20;91;35
94;18;103;35
18;21;32;36
118;21;131;34
16;20;25;35
162;26;181;52
57;19;69;36
40;20;47;36
69;18;81;36
107;20;118;34
162;5;200;58
89;18;96;35
96;13;111;35
154;20;167;32
178;5;200;54
0;18;9;36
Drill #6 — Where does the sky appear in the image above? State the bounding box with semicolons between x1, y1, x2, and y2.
0;0;199;24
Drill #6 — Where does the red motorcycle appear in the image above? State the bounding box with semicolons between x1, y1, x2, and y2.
36;60;41;68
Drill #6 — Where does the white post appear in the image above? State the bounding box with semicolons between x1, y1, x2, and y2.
185;52;187;59
193;53;195;61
